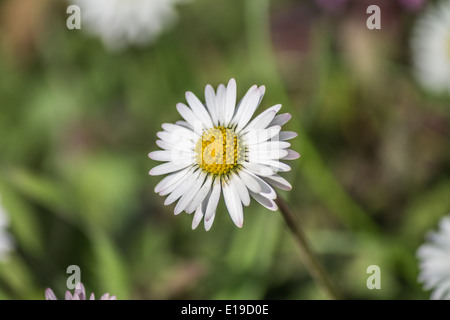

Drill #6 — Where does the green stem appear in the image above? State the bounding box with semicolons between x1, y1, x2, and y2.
275;195;341;300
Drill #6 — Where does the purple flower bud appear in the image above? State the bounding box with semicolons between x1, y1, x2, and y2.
45;282;117;300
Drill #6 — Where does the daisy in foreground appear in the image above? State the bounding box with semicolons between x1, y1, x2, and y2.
411;0;450;94
45;283;116;300
71;0;184;50
417;214;450;299
149;78;300;230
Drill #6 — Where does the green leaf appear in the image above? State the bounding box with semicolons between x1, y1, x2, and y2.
89;229;130;299
0;182;44;256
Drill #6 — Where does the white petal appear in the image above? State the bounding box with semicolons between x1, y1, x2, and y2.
430;280;450;300
176;103;204;133
175;120;192;130
269;113;291;127
244;170;277;199
249;140;291;151
187;189;211;215
192;206;204;230
230;85;257;126
149;162;191;176
251;149;289;161
250;191;278;211
205;179;221;222
224;78;237;126
45;289;57;300
154;166;191;193
235;86;265;132
148;150;194;163
159;172;189;196
231;173;250;206
222;181;244;228
185;175;214;214
243;162;274;177
241;108;279;134
237;169;262;194
243;126;281;145
154;139;195;155
185;91;214;129
156;140;174;151
73;283;85;300
205;84;219;126
263;174;292;191
204;211;216;231
161;123;199;139
279;131;298;140
156;131;195;145
65;291;73;300
149;150;173;162
258;159;291;173
282;149;301;160
100;293;111;300
216;84;226;125
164;169;201;206
174;171;207;215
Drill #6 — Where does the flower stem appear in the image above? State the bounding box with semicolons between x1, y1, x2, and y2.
275;195;342;300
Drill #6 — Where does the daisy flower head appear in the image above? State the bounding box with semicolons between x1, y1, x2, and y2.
45;282;117;300
70;0;184;50
149;78;300;231
411;0;450;94
0;195;13;262
417;214;450;299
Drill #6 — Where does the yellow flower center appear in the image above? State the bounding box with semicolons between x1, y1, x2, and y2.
195;126;244;175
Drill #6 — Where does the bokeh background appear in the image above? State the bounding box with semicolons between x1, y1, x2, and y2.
0;0;449;300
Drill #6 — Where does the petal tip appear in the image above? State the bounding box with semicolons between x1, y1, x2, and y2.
259;85;266;94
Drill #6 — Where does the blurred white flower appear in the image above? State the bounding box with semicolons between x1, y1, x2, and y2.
417;215;450;299
45;282;117;300
411;0;450;94
71;0;185;50
0;195;13;262
149;78;300;231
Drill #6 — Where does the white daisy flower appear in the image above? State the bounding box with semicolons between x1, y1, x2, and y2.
0;195;13;262
411;0;450;94
71;0;184;50
45;282;117;300
148;78;300;231
417;214;450;299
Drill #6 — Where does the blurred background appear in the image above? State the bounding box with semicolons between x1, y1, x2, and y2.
0;0;449;300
